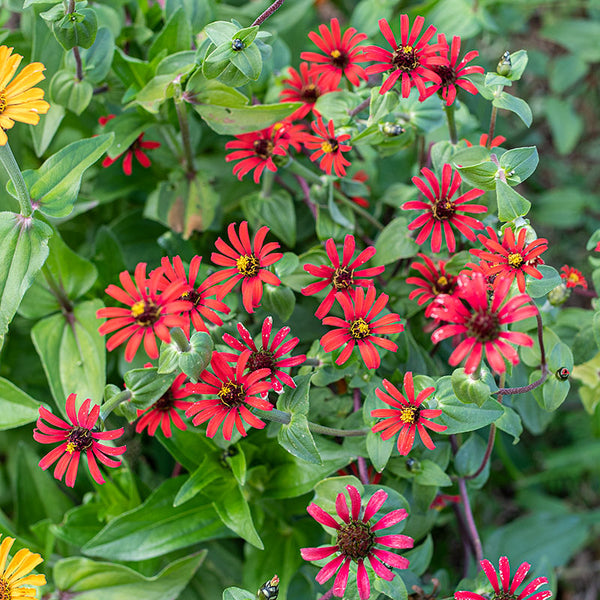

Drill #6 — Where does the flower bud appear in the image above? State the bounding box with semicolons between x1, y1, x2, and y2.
497;51;512;76
555;367;570;380
547;283;570;306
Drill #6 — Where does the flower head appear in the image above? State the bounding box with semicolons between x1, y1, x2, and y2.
301;484;413;600
465;133;506;148
0;45;50;145
320;286;404;370
96;263;191;362
185;351;272;440
0;535;46;598
33;393;126;487
560;265;587;289
303;116;352;177
206;221;282;314
300;18;369;87
302;234;385;319
455;556;552;600
371;372;447;455
403;163;487;253
101;129;160;176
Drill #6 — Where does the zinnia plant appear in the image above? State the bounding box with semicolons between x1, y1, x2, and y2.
0;535;46;598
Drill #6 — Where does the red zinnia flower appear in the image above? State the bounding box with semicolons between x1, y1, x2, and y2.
33;393;126;487
101;124;160;176
225;126;288;183
455;556;552;600
560;265;588;289
302;234;385;319
280;62;339;120
156;255;230;336
364;15;446;97
320;286;404;370
465;133;506;148
403;163;487;254
470;226;548;293
96;263;191;362
303;116;352;177
221;316;306;395
185;351;272;440
300;18;369;87
430;273;537;374
371;372;447;455
272;119;306;152
301;484;413;600
206;221;282;314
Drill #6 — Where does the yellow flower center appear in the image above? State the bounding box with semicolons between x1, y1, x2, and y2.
66;441;76;454
1;576;11;599
273;121;284;131
217;381;245;408
131;301;145;317
130;299;162;325
0;91;6;114
568;273;580;284
400;406;419;424
350;318;371;340
507;253;524;268
437;276;448;286
330;49;342;58
236;254;260;277
321;138;339;154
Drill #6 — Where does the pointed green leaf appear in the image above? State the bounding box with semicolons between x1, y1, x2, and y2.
0;378;42;431
493;92;533;127
278;414;322;465
496;180;531;222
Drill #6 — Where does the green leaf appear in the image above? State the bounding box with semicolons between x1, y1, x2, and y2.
261;284;295;321
451;368;495;406
372;217;419;265
204;21;238;46
493;92;533;127
178;331;214;381
540;19;600;63
496;180;531;222
53;8;98;50
313;91;355;127
278;414;322;464
526;265;562;299
31;104;65;158
455;433;490;483
0;378;42;430
414;460;452;487
174;457;222;507
454;160;497;191
49;69;94;115
404;534;433;576
223;588;254;600
124;367;176;410
277;374;311;416
230;43;262;80
373;575;408;600
241;191;296;248
366;430;394;473
149;7;192;61
495;405;522;444
499;146;538;184
544;97;584;155
80;26;115;83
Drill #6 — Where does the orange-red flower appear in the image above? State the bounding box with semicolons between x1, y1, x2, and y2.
465;133;506;148
560;265;587;289
303;116;351;177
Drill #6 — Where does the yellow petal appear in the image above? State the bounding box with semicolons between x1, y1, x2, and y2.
0;48;22;89
4;63;46;97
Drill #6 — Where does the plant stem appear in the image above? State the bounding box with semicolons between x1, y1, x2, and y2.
463;424;496;480
252;0;285;26
259;407;368;437
261;169;275;198
174;80;196;179
348;97;370;118
457;477;483;566
0;143;32;216
295;174;317;220
99;389;132;423
301;357;322;367
486;105;498;149
444;104;458;144
353;388;370;485
66;0;84;80
170;326;191;353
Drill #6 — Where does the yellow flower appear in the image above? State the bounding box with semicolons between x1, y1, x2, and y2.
0;535;46;599
0;46;50;146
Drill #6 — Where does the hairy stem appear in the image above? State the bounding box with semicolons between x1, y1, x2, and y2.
295;174;318;220
0;143;32;216
259;407;368;437
99;389;132;423
464;424;496;481
252;0;285;26
67;0;84;80
457;477;483;565
348;97;370;118
486;105;498;149
444;104;458;144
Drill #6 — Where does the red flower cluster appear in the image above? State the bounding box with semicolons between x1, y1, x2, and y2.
406;253;457;317
560;265;587;289
303;116;352;177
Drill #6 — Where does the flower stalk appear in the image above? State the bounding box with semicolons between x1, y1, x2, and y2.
0;142;32;217
258;407;368;437
99;389;132;423
174;78;196;179
252;0;285;26
444;103;458;144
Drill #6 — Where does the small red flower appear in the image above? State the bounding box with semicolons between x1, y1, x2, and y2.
101;127;160;176
96;263;191;362
320;286;404;370
455;556;552;600
303;116;352;177
220;316;306;394
272;119;306;152
302;234;385;319
33;393;126;487
465;133;506;147
470;226;548;293
429;493;460;510
371;372;447;455
365;15;446;97
403;163;487;254
560;265;588;289
206;221;282;314
300;18;369;87
430;273;538;374
185;351;272;440
301;484;413;600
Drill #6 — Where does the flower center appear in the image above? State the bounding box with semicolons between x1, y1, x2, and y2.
1;577;11;600
466;309;500;342
332;266;354;290
301;83;320;103
392;45;419;71
432;199;456;220
236;254;260;277
350;318;371;340
217;381;245;408
253;139;274;160
0;91;7;114
330;48;350;69
507;253;524;268
66;426;94;453
432;274;455;295
568;273;581;284
492;594;518;600
336;520;375;561
321;138;339;154
247;349;276;374
400;405;420;424
180;288;202;308
152;388;176;412
431;64;456;86
130;299;162;326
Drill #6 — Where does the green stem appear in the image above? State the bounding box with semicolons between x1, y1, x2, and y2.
0;143;32;216
261;169;274;198
100;389;132;423
259;408;368;437
444;104;458;145
174;81;196;179
170;326;191;353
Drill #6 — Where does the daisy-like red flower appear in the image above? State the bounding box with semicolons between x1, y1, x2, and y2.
303;116;352;177
364;15;446;97
300;18;369;87
406;253;458;317
272;119;306;152
33;393;126;487
156;255;230;336
185;350;271;440
136;365;194;437
225;125;288;183
96;263;191;362
320;286;404;370
205;221;282;314
470;226;548;293
560;265;588;289
371;372;447;455
403;163;487;254
280;62;339;120
301;484;413;600
430;273;538;374
465;133;506;148
455;556;552;600
429;493;460;510
302;234;385;319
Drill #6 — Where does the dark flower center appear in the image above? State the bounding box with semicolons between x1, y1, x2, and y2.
350;318;371;340
66;426;94;454
131;299;162;326
301;83;320;103
0;91;7;114
432;274;456;295
399;405;420;424
217;381;245;408
248;349;276;374
336;520;375;560
392;45;419;71
431;64;456;86
466;309;500;342
1;577;11;599
432;199;456;220
330;49;350;69
493;594;518;600
253;139;274;160
507;253;524;268
321;138;339;154
236;254;260;277
152;388;176;412
180;288;203;308
332;266;354;290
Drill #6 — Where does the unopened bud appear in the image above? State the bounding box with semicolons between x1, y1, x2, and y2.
548;283;570;306
555;367;570;381
497;51;512;76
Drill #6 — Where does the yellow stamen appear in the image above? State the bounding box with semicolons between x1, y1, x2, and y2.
402;45;414;53
568;273;580;284
507;253;524;268
0;91;6;114
130;300;145;318
236;254;260;277
350;318;371;340
400;406;418;424
321;141;335;153
330;49;341;58
437;276;448;287
66;441;76;454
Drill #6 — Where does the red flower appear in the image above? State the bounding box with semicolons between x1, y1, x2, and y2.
320;286;404;370
220;316;306;394
101;130;160;176
371;372;447;455
364;15;446;97
430;493;460;510
301;484;413;600
403;163;487;253
272;119;306;152
337;462;382;485
136;365;194;437
430;273;537;374
302;234;385;319
300;18;369;87
33;393;126;487
157;255;230;336
206;221;282;314
280;62;339;120
560;265;587;289
465;133;506;147
96;263;191;362
225;126;288;183
455;556;552;600
303;116;352;177
470;226;548;293
185;351;272;440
